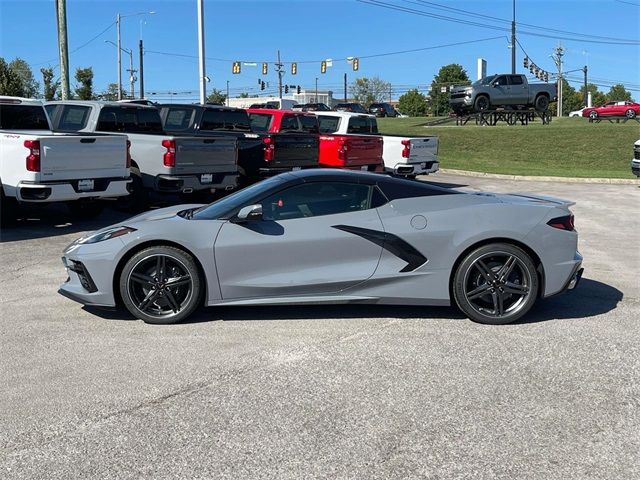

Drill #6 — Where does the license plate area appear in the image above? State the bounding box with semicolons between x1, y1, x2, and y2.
360;165;368;171
291;166;302;171
201;174;213;184
78;179;94;191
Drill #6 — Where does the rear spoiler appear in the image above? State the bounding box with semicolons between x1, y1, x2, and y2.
507;193;575;208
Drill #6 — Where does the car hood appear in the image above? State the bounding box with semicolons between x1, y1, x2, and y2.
125;204;205;225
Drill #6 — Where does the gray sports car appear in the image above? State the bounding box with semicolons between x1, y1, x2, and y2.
59;169;583;325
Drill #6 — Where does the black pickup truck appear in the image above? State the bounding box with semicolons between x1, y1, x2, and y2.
158;104;319;185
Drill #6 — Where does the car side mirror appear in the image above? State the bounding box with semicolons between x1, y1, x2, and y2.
233;204;263;223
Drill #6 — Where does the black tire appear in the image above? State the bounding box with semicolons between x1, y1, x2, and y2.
119;245;203;324
116;166;148;212
625;109;636;119
68;200;104;219
473;95;490;112
589;110;598;119
534;95;550;112
452;243;539;325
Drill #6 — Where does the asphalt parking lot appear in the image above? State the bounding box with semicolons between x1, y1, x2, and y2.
1;173;639;479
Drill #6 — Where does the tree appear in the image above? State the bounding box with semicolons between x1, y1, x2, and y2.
41;67;60;101
580;83;607;107
237;92;250;98
206;88;227;104
8;58;39;98
0;57;26;96
606;84;633;102
74;67;94;100
98;83;126;101
349;76;391;107
429;64;470;116
397;89;428;117
551;79;582;116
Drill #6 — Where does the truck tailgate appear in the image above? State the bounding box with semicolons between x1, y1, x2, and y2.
319;134;383;168
270;133;319;168
39;134;127;181
407;136;438;164
173;136;237;173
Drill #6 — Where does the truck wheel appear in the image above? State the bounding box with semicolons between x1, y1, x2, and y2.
534;95;550;112
117;167;148;212
473;95;490;112
68;200;104;219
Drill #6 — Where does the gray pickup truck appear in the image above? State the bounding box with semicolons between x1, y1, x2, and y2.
45;101;238;206
449;74;557;113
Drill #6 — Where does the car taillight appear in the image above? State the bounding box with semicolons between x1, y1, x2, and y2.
24;140;41;172
401;139;411;158
263;136;275;161
547;214;574;231
126;139;131;168
338;138;348;161
162;139;176;167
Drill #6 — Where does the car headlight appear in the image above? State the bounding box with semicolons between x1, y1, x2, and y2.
77;226;137;245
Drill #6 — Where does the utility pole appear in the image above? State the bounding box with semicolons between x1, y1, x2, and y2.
197;0;206;104
226;80;229;106
583;65;588;107
315;77;318;104
126;51;137;98
389;84;392;103
55;0;70;99
551;44;564;117
116;13;122;100
511;0;516;74
344;73;347;102
276;50;284;99
139;40;144;99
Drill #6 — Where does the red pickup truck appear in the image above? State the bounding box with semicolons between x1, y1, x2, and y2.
312;112;384;172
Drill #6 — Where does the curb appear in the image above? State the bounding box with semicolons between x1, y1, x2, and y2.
437;168;639;185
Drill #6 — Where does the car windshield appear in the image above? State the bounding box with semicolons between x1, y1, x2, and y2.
192;175;288;220
473;75;497;86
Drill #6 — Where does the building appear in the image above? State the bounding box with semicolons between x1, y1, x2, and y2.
225;89;335;109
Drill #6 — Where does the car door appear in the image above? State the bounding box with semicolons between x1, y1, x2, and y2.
214;181;385;299
508;75;527;105
491;75;511;105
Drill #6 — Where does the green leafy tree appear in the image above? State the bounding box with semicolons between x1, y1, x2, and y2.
98;83;126;101
397;89;428;117
237;92;249;98
8;58;39;97
74;67;94;100
0;57;26;96
206;88;227;104
40;67;60;101
550;79;583;116
349;76;391;107
606;83;633;102
429;64;470;116
580;83;607;107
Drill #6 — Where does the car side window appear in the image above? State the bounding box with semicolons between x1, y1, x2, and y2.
509;75;523;85
259;182;373;221
493;76;507;86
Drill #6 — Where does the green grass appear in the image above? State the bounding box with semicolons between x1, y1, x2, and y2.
377;116;640;178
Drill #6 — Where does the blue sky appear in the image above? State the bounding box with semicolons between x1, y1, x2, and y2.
1;0;638;101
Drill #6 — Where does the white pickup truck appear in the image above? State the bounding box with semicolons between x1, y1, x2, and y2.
45;101;238;206
312;111;439;177
0;97;130;219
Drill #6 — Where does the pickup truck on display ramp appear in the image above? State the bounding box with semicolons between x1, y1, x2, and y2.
0;97;130;220
449;74;557;113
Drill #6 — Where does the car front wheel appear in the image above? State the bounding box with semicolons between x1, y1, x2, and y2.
589;111;598;119
119;246;203;324
452;243;539;325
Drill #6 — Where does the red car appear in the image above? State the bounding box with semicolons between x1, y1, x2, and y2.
582;101;640;119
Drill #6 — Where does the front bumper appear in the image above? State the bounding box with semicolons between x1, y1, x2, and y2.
631;158;640;177
154;172;238;193
59;246;120;307
449;94;473;110
17;178;130;203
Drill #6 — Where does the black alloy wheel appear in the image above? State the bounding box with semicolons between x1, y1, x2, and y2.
474;96;490;112
453;243;539;325
120;246;202;324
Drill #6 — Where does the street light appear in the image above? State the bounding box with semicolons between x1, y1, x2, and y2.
116;11;155;100
106;40;136;99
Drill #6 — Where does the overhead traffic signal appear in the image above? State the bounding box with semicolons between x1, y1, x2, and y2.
232;61;241;74
262;62;268;75
260;80;265;91
296;85;301;94
291;63;297;75
352;57;359;71
320;61;327;74
285;85;289;94
523;57;529;68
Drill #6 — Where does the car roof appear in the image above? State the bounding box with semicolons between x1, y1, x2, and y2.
157;103;245;112
46;100;158;110
0;96;43;106
311;111;375;119
246;108;314;116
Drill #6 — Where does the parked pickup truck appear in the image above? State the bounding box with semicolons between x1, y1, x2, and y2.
0;97;130;219
45;101;238;204
449;74;557;113
158;104;318;184
632;138;640;177
312;112;384;172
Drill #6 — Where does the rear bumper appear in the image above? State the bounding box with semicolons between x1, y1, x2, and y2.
16;178;130;203
154;172;238;193
386;161;439;176
543;252;583;298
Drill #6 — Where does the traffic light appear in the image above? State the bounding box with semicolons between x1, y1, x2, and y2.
232;61;241;74
285;85;289;94
320;61;326;74
260;80;265;91
529;64;534;74
296;85;301;94
523;57;529;68
291;62;297;75
262;62;268;75
352;57;359;71
544;72;549;82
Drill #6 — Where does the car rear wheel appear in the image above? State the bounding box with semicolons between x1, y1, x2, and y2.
534;95;550;112
119;246;203;324
589;110;598;119
452;243;539;325
625;109;636;119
